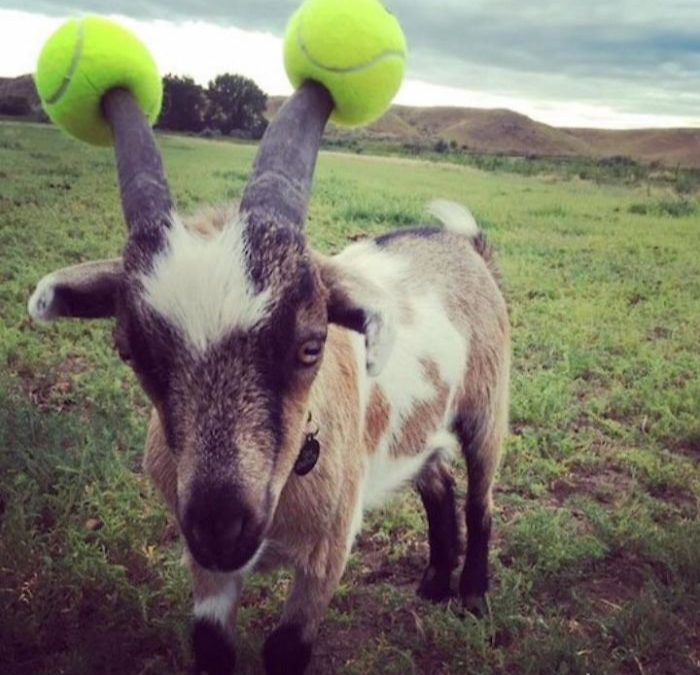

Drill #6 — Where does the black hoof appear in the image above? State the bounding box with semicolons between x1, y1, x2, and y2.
417;565;455;602
263;623;312;675
459;569;488;617
192;618;236;675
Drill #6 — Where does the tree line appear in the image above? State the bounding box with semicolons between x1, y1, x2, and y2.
0;72;269;139
157;73;268;139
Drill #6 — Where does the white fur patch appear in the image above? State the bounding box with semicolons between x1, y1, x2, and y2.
142;215;271;352
425;429;460;460
27;273;57;323
362;448;434;511
333;241;407;376
357;289;468;511
428;199;479;237
193;576;240;625
239;540;267;575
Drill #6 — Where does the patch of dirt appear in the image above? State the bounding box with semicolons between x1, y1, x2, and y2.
354;529;429;589
14;354;88;412
573;552;646;616
548;467;636;508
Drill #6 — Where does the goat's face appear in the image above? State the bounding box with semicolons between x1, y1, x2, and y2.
114;219;335;571
28;83;391;572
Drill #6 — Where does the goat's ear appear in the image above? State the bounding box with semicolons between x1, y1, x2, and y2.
28;259;123;322
316;255;395;376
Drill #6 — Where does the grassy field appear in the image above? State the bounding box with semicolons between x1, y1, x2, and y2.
1;120;699;675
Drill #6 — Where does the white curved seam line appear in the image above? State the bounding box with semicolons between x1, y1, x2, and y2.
296;16;405;74
45;19;85;105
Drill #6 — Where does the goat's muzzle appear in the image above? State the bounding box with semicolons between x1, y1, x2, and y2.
181;484;264;572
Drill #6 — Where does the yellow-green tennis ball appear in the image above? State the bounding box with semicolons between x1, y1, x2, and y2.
35;16;162;146
283;0;407;127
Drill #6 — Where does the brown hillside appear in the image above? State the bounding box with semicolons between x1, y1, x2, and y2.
568;128;700;168
390;106;591;156
269;94;700;167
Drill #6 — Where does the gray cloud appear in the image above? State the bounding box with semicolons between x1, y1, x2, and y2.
3;0;699;124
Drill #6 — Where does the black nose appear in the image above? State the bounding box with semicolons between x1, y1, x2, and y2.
181;484;260;571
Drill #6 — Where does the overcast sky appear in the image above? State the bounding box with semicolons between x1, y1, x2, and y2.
1;0;698;129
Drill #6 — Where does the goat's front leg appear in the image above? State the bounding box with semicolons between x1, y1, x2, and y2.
188;553;242;675
263;548;349;675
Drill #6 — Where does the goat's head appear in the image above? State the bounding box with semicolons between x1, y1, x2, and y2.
29;83;394;572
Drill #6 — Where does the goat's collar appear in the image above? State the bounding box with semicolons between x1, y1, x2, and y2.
294;412;320;476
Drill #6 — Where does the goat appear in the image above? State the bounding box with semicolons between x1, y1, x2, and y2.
28;83;509;675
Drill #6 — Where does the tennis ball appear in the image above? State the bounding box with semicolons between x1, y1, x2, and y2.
35;16;162;146
283;0;407;127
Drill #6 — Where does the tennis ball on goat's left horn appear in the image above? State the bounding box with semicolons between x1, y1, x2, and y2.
35;16;162;146
283;0;407;127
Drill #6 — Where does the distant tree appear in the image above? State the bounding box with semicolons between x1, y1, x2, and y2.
206;74;268;139
0;95;31;117
157;75;207;132
433;138;449;154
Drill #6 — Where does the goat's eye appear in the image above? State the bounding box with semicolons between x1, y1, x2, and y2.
297;339;324;367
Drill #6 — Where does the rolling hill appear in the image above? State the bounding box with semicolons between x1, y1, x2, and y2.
268;95;700;167
2;74;698;167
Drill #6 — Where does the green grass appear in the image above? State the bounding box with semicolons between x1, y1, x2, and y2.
1;120;699;675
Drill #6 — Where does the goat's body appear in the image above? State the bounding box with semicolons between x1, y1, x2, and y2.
144;205;509;657
29;62;508;673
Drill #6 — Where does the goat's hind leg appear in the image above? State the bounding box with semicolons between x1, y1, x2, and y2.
415;453;460;601
455;405;505;613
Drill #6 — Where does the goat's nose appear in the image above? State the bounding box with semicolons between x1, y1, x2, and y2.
182;485;259;571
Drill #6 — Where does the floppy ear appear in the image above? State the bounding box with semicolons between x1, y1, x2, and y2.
316;255;396;377
28;259;123;322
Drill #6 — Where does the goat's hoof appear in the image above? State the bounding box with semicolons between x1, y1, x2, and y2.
192;618;237;675
263;623;311;675
417;565;455;602
460;592;486;618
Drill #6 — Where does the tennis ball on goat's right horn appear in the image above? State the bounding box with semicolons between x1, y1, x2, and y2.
283;0;407;127
35;16;162;146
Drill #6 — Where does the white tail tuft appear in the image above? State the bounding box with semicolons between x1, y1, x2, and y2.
428;199;479;237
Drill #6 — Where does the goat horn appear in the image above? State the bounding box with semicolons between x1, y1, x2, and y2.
239;80;333;231
102;88;173;269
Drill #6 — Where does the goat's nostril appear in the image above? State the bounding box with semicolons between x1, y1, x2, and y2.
219;513;245;544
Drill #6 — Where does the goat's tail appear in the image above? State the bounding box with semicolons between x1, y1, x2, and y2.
428;199;500;281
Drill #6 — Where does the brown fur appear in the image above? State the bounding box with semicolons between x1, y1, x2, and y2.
364;386;391;453
389;359;450;458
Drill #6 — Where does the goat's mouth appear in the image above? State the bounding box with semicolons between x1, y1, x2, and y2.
184;525;265;573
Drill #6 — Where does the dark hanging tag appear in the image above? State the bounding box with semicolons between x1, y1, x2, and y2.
294;433;320;476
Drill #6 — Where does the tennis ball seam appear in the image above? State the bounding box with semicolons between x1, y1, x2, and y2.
296;15;405;74
44;19;85;105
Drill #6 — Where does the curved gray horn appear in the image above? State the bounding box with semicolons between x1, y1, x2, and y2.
239;80;333;230
102;88;173;268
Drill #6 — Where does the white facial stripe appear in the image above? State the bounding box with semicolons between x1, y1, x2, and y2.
142;215;271;352
194;577;240;625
